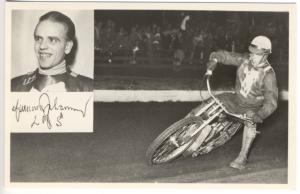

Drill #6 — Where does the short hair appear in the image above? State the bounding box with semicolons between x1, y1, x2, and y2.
38;11;76;41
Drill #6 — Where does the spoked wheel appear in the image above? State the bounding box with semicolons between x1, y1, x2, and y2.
146;116;204;165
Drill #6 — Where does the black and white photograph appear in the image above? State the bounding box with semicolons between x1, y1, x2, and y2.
11;10;94;92
95;8;291;183
7;9;94;133
4;1;297;191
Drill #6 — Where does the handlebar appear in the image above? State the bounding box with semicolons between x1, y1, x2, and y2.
205;72;254;124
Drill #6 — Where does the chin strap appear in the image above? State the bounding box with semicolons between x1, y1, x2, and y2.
253;56;269;69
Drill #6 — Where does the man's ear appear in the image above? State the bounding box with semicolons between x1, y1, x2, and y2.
64;40;73;54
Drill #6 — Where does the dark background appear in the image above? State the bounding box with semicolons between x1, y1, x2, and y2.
94;10;288;91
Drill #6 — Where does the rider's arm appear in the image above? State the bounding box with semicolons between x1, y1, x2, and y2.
207;50;247;71
256;71;278;120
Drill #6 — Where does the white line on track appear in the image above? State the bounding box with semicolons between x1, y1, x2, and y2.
94;90;288;102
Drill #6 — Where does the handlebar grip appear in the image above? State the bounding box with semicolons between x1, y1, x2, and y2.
205;70;213;76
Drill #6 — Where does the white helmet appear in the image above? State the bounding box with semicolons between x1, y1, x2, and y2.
248;35;272;54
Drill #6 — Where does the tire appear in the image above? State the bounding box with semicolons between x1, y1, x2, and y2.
146;116;204;165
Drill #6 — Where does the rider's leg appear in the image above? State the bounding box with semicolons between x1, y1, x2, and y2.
230;121;257;170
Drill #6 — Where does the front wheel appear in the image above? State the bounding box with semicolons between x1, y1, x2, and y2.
146;116;204;165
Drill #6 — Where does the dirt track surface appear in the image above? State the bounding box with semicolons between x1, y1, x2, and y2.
10;102;288;183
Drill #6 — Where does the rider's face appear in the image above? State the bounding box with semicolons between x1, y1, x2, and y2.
249;52;265;68
34;20;73;70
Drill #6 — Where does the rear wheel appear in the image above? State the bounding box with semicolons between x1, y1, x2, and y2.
146;116;204;165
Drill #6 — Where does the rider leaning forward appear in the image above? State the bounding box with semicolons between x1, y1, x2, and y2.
205;35;278;170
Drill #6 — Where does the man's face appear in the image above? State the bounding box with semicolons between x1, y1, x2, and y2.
34;20;73;69
249;52;265;68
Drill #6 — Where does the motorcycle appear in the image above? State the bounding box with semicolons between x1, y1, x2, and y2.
146;70;254;165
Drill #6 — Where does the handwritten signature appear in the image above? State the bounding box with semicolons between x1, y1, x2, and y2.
12;93;91;129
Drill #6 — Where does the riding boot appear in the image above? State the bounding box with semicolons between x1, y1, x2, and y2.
230;123;256;170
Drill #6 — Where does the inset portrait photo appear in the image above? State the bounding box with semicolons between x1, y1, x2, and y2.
7;9;94;133
11;10;94;92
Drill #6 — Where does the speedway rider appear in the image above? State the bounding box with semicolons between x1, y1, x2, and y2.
205;36;278;170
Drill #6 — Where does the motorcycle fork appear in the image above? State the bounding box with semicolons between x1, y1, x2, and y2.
190;101;224;137
183;102;225;155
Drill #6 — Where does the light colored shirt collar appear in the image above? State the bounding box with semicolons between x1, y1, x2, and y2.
39;60;67;76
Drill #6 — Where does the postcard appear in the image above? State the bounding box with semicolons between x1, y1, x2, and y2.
3;1;297;192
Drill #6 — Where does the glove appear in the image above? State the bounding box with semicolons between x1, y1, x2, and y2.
245;110;263;123
206;59;218;72
205;69;213;76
